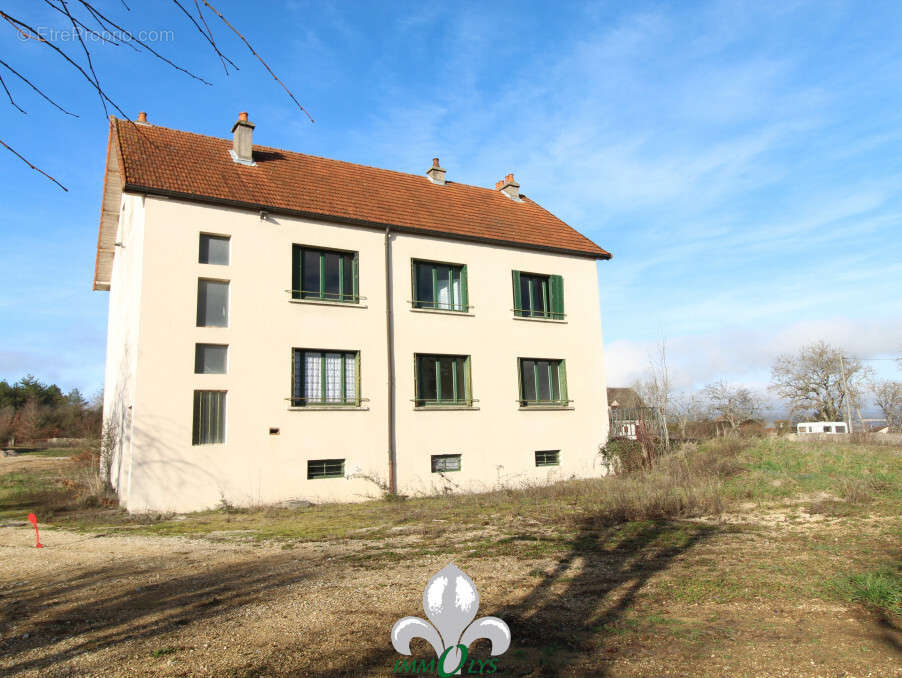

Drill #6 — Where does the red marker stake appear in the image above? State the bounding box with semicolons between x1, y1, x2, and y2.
27;513;44;548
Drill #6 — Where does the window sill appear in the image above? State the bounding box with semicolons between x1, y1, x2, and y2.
518;406;575;411
288;298;367;309
414;406;480;411
513;315;567;324
409;307;474;317
288;406;370;411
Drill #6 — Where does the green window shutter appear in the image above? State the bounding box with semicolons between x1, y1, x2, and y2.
461;265;469;310
352;255;359;302
559;360;568;404
512;270;522;316
550;275;564;319
291;245;302;300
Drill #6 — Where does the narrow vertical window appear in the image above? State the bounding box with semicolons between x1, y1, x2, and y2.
518;358;568;406
199;234;230;265
412;260;468;311
291;245;358;302
193;390;226;444
512;271;564;319
197;279;229;327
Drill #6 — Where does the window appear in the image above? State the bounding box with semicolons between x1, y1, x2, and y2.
195;344;228;374
415;354;472;406
199;234;230;265
412;260;468;311
431;454;461;472
291;350;359;406
823;426;832;433
193;390;226;444
836;425;846;433
291;245;358;302
518;358;568;407
307;459;345;479
197;279;229;327
512;271;564;319
535;450;560;467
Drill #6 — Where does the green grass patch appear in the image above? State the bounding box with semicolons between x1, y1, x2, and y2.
834;565;902;616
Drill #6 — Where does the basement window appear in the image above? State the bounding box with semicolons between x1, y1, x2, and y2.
431;454;461;473
307;459;345;479
535;450;560;467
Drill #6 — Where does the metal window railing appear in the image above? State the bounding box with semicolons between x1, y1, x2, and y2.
285;289;366;303
286;396;370;407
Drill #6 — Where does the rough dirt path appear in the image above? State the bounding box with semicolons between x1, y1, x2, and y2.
1;521;900;677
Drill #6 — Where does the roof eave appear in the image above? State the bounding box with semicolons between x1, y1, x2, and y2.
124;183;613;260
92;118;124;291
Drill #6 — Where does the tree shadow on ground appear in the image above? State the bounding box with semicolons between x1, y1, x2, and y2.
0;549;316;676
239;518;716;677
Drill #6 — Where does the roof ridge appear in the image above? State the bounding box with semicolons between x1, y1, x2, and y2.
112;117;514;198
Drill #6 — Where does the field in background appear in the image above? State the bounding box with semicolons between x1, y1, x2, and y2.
1;438;900;676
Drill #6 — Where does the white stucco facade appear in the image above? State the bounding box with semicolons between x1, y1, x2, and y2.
101;194;609;512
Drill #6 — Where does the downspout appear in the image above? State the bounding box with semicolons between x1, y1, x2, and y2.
385;227;398;494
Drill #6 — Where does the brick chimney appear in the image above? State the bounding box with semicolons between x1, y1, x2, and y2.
136;111;150;126
230;112;256;166
498;173;520;201
426;157;446;185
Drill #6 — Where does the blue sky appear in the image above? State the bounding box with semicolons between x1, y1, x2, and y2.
1;0;901;403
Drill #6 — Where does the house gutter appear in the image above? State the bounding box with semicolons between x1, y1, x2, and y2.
385;227;397;494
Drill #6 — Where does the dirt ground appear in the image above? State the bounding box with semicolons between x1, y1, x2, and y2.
1;450;901;677
0;518;899;678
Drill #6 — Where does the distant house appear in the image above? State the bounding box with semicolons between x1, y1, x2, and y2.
607;388;660;440
796;421;848;434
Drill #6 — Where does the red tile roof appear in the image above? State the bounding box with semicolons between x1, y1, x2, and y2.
109;117;611;259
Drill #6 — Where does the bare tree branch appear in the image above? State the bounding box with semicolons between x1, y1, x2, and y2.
0;138;68;191
40;0;125;48
0;70;25;113
169;0;237;74
75;0;214;85
57;0;109;115
0;58;79;116
202;0;315;122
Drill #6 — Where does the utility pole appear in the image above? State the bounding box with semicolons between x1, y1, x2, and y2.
839;355;854;433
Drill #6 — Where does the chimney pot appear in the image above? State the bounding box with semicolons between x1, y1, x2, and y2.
426;157;447;185
136;111;149;125
230;111;256;166
498;172;521;201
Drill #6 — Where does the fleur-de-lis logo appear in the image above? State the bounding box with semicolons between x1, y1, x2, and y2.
391;563;511;676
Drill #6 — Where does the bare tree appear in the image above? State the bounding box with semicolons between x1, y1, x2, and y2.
670;392;707;439
13;398;41;443
872;380;902;432
703;381;761;433
633;339;672;447
1;1;312;190
770;341;868;421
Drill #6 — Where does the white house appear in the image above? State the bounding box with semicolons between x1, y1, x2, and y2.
93;112;612;512
796;422;848;434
